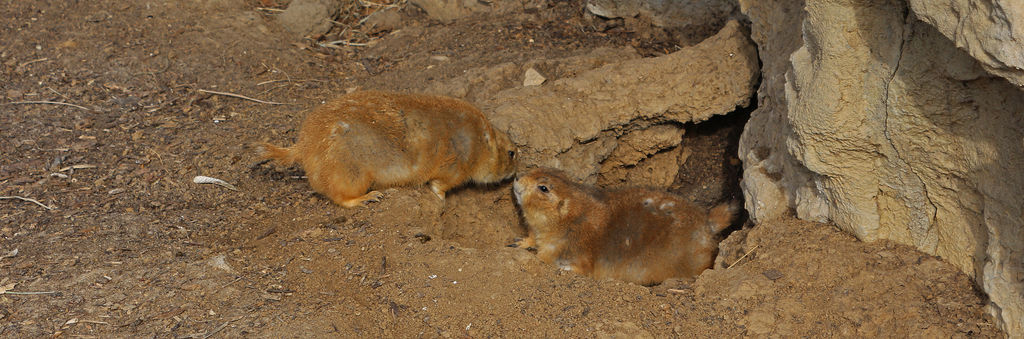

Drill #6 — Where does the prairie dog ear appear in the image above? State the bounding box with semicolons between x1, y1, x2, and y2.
557;197;571;217
482;129;499;153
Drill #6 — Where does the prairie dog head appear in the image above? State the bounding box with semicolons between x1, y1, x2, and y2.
472;127;517;183
513;168;578;229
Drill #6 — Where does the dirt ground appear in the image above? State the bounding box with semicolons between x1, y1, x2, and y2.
0;0;1003;337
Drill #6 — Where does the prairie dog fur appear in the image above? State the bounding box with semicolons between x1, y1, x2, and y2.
261;90;517;208
513;167;737;285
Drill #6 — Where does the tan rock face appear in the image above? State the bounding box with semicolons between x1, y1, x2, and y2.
908;0;1024;87
426;47;642;107
277;0;340;37
408;0;488;24
585;0;738;30
408;0;542;24
739;0;1024;335
736;0;812;223
487;20;758;183
429;20;759;186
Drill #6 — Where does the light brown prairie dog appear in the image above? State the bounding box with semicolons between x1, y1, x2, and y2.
261;90;517;208
513;167;737;285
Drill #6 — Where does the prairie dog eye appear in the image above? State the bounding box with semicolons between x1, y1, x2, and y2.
538;185;549;193
508;150;515;159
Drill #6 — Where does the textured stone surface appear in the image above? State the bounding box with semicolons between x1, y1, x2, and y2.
737;0;1024;335
408;0;485;23
362;8;403;34
585;0;737;29
736;0;810;223
598;125;686;187
425;46;642;105
908;0;1024;87
427;21;757;186
277;0;340;37
409;0;540;23
484;20;758;183
522;68;546;87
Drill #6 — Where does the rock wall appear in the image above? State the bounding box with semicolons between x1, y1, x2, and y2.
278;0;340;36
428;20;759;186
908;0;1024;87
585;0;737;30
737;0;1024;335
486;20;757;184
408;0;541;24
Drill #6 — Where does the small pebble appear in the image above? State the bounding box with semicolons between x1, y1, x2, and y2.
763;269;784;281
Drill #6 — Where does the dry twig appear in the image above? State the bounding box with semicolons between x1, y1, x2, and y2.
193;176;239;191
4;100;91;111
202;316;244;339
256;78;328;86
18;57;49;68
79;320;111;325
196;89;288;105
359;0;401;8
47;87;72;101
0;195;55;210
255;79;288;86
3;291;62;295
58;164;98;172
727;244;760;269
324;40;373;47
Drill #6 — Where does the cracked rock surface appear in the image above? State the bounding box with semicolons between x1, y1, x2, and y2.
487;20;755;184
738;0;1024;335
427;20;758;186
909;0;1024;87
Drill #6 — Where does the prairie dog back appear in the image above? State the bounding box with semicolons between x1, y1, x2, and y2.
261;91;517;208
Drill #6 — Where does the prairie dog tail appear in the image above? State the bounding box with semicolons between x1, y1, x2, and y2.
707;201;740;235
259;142;297;166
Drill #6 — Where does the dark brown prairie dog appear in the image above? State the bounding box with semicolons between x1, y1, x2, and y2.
261;90;517;208
513;167;737;285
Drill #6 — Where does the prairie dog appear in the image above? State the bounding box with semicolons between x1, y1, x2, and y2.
513;167;737;285
261;90;517;208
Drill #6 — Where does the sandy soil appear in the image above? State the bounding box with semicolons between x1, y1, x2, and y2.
0;0;1002;337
